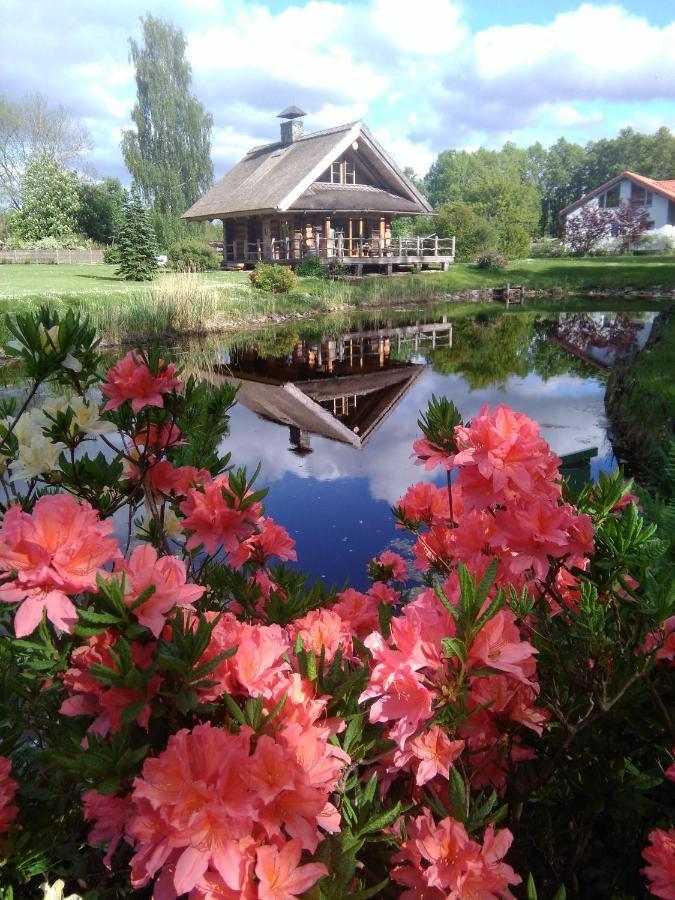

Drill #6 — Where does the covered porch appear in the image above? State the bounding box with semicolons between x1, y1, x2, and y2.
219;213;455;272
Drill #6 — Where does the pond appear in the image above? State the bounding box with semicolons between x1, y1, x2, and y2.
167;303;657;589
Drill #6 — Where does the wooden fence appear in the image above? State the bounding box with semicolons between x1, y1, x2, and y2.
0;248;104;265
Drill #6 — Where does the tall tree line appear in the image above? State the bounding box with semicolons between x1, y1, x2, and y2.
424;126;675;236
121;14;214;248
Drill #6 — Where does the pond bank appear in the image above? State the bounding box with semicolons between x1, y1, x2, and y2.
605;304;675;498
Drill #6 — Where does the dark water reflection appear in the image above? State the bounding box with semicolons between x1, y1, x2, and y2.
171;304;656;588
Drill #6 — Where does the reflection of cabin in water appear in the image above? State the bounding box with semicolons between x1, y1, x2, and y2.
204;321;452;450
183;107;455;274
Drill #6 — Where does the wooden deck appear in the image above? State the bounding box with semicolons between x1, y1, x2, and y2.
221;235;455;272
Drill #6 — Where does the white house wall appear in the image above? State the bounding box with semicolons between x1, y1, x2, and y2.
565;177;674;249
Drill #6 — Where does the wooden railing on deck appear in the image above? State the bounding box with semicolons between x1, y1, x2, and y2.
223;234;455;263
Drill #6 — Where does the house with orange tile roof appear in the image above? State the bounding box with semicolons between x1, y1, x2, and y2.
559;171;675;248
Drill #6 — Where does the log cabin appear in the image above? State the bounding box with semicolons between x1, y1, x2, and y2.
182;107;455;273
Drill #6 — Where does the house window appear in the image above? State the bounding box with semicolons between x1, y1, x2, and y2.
605;185;620;208
668;201;675;226
631;185;647;206
597;192;605;208
330;159;356;184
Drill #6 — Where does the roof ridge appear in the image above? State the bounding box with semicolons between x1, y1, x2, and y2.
246;121;359;156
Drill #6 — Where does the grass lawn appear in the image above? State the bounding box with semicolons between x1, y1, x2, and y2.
1;256;675;301
0;257;673;345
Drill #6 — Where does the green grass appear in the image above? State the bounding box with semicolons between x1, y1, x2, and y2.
0;257;673;345
606;307;675;497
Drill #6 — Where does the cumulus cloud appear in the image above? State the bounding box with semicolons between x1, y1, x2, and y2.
0;0;672;183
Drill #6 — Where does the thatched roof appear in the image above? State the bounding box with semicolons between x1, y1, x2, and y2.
183;121;432;221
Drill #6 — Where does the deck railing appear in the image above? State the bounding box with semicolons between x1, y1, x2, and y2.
222;234;455;263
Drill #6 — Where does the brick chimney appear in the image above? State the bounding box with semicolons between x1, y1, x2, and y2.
277;105;307;144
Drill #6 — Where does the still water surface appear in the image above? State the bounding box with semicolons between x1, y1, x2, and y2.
171;303;656;588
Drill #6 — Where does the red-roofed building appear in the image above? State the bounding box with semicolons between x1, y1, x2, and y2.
559;171;675;249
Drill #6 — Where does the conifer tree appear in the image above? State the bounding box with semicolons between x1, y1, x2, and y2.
115;189;158;281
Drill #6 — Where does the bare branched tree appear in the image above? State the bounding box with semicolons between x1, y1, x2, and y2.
0;92;92;209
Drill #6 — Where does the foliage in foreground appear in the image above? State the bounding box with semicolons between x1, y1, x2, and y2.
0;310;672;898
167;238;220;272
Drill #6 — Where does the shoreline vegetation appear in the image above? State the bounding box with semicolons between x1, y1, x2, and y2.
0;257;674;346
606;305;675;500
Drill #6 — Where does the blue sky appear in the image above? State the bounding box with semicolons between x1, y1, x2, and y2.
0;0;673;182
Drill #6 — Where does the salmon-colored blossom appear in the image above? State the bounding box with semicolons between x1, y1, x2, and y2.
642;828;675;900
405;727;465;786
101;350;182;413
392;812;521;897
0;756;18;837
180;474;263;557
0;494;121;636
60;630;160;736
255;839;327;900
117;544;205;637
126;722;346;897
288;608;353;664
82;789;131;868
372;550;408;582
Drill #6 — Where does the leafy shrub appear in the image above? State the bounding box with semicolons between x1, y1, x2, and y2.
530;238;567;258
0;309;672;899
102;245;120;265
497;223;531;259
323;259;347;280
248;262;297;293
167;238;220;272
294;256;324;277
476;253;508;269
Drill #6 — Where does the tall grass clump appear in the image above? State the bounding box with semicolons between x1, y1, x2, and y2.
90;274;222;343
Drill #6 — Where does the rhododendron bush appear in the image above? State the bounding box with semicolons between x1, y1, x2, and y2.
0;307;672;899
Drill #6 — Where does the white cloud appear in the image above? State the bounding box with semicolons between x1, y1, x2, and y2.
369;0;466;56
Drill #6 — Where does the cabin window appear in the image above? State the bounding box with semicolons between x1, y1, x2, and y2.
668;201;675;226
329;159;356;185
605;185;621;208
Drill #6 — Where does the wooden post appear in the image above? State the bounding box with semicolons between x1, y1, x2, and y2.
452;236;456;258
222;220;227;266
434;235;439;257
348;219;353;257
379;217;385;255
324;217;331;257
359;218;363;256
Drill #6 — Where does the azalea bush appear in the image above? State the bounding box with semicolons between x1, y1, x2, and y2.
0;308;673;899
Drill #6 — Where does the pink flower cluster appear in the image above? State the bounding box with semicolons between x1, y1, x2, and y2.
102;350;182;413
124;721;339;897
392;812;521;898
60;629;161;736
360;577;545;793
409;404;594;600
0;494;121;637
0;756;18;838
642;828;675;900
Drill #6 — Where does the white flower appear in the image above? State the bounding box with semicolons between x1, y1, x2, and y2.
69;396;116;435
10;434;64;481
40;879;83;900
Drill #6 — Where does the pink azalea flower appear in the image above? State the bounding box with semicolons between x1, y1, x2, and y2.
372;550;408;582
467;610;538;685
60;630;160;736
255;839;327;900
101;350;182;413
0;756;18;837
0;495;121;636
117;544;205;637
397;481;452;525
180;474;262;557
287;608;353;664
82;788;131;868
408;727;465;786
642;828;675;899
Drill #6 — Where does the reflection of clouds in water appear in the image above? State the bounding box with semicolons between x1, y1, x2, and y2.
224;367;612;508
